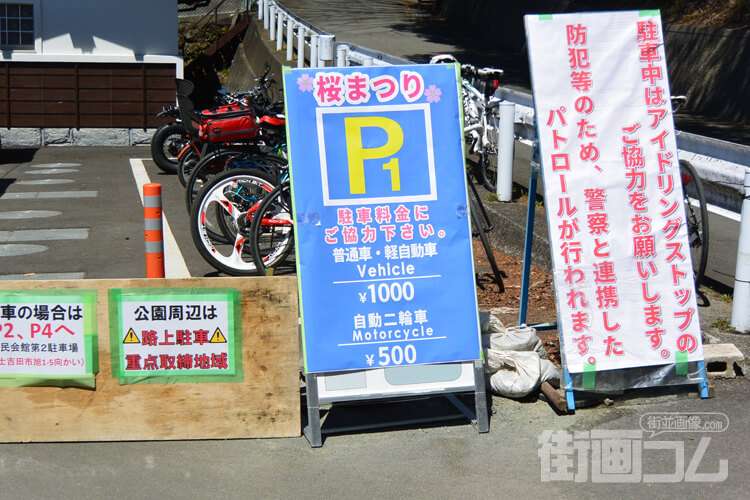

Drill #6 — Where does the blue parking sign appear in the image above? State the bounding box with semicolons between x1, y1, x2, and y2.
283;64;482;373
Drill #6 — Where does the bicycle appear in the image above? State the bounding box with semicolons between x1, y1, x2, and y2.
174;63;285;187
460;64;504;192
184;149;287;212
189;167;281;276
249;179;295;276
679;159;709;287
430;54;504;192
670;95;709;287
430;54;506;290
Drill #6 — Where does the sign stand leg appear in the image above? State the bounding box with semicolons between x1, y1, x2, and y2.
697;360;710;398
302;362;489;447
563;367;576;411
473;359;490;432
303;372;323;448
443;362;488;432
519;143;540;325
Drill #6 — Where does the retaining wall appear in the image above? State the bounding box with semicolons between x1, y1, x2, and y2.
438;0;750;125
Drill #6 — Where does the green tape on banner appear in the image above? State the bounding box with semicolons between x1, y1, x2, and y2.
282;65;292;75
639;10;660;16
0;374;95;389
85;334;99;375
582;361;596;389
539;14;553;20
108;288;123;378
676;350;688;375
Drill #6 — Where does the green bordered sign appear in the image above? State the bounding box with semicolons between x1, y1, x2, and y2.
0;289;98;388
109;288;242;385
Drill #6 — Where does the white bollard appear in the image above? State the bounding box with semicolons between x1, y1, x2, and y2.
286;19;295;60
258;0;264;21
731;169;750;332
276;12;284;51
310;34;319;68
497;101;515;201
318;35;335;67
336;45;348;67
297;26;306;68
263;0;270;29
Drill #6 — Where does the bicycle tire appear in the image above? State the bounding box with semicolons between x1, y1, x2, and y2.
250;182;295;275
679;159;709;287
189;168;276;276
150;122;189;174
177;146;201;187
479;151;497;192
185;150;286;212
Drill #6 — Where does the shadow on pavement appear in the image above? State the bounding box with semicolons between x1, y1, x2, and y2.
0;147;39;165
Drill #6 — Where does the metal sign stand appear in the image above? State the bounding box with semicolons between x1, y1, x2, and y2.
518;143;711;411
303;360;489;448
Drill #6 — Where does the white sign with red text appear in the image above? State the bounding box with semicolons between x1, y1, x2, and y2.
0;298;89;376
525;11;703;374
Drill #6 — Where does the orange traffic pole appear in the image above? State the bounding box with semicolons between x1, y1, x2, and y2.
143;183;165;278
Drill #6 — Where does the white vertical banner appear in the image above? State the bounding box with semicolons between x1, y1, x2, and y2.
525;11;703;376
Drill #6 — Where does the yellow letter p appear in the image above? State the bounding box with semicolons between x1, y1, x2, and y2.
344;116;403;194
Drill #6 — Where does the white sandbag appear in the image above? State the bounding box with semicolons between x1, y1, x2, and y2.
539;358;561;385
479;311;505;335
489;325;547;358
486;349;543;398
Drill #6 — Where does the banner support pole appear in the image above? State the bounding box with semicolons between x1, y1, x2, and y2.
519;142;540;325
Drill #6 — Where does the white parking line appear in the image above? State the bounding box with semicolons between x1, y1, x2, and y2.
0;228;89;242
130;159;191;278
0;191;97;200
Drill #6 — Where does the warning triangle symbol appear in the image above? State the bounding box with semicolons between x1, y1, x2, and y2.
210;327;227;343
123;328;140;344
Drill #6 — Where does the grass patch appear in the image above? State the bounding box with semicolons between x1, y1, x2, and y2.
712;318;735;332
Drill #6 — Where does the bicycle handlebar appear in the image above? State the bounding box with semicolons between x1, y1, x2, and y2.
461;64;504;80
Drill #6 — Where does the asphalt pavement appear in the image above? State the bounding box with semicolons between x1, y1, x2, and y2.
0;145;748;500
0;0;749;495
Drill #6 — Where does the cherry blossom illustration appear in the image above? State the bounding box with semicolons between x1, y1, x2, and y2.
425;84;442;103
297;73;314;92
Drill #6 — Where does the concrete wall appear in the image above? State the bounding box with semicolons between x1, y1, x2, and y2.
224;13;285;93
663;24;749;124
437;0;750;125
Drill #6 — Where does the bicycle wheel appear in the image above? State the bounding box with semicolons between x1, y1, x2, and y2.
480;151;497;192
480;112;500;192
185;150;286;212
190;168;276;276
150;122;188;174
679;160;709;286
250;182;295;275
177;145;201;187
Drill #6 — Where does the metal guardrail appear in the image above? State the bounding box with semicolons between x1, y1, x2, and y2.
258;0;334;68
496;86;750;211
258;0;750;212
258;0;408;68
